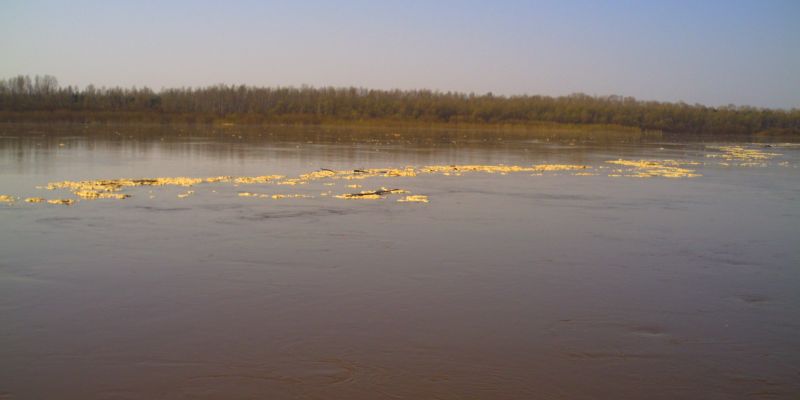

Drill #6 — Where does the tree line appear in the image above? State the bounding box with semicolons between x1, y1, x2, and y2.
1;75;798;135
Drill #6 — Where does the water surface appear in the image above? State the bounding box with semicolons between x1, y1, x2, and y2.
1;124;799;399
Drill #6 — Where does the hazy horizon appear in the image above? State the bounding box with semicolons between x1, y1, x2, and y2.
2;0;799;109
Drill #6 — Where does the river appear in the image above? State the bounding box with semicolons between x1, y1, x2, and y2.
1;123;798;399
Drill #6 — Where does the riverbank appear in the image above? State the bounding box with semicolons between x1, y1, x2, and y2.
0;111;642;133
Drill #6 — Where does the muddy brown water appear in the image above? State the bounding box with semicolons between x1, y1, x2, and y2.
1;124;799;399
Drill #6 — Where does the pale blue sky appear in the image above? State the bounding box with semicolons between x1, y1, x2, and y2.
1;0;798;108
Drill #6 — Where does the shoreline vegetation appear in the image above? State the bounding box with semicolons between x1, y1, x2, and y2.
1;75;798;136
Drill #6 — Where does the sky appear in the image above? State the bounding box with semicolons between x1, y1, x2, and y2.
1;0;799;109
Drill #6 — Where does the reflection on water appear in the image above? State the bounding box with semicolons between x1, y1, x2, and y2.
1;123;799;399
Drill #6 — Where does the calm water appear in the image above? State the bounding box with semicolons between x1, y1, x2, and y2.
1;124;799;399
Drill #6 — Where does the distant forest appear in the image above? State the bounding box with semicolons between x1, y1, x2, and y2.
1;75;798;135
